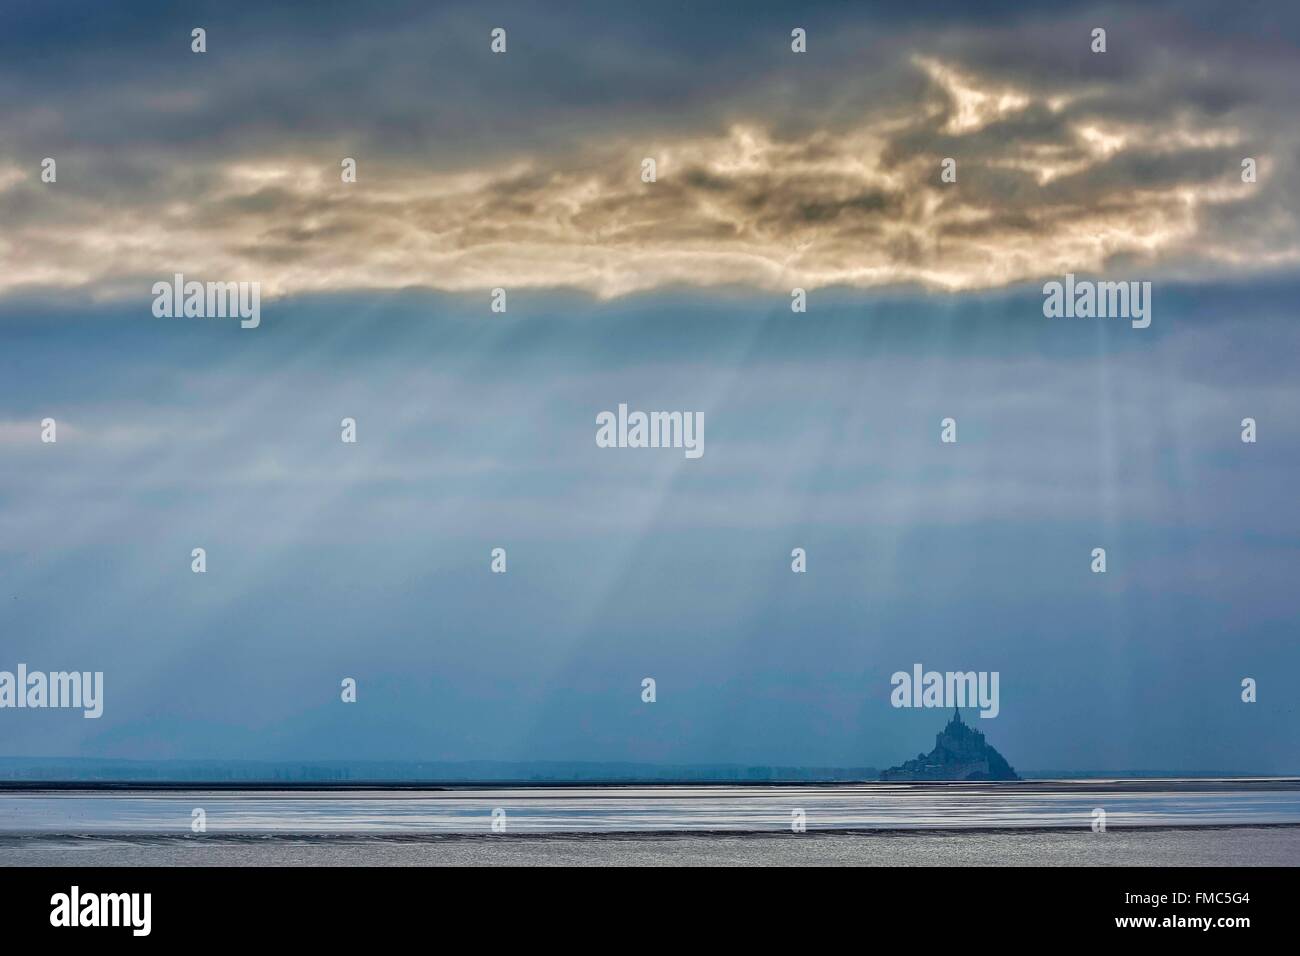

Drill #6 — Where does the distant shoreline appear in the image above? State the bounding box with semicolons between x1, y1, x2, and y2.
2;776;1298;792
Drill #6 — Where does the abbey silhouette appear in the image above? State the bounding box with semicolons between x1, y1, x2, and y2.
880;707;1019;781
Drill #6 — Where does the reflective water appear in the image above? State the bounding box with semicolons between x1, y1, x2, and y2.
3;779;1298;835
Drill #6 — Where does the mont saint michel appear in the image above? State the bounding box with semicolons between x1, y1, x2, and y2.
880;708;1019;781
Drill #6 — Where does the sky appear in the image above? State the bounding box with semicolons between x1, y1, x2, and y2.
1;0;1298;774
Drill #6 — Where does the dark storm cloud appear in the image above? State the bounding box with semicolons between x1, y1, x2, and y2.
0;0;1297;298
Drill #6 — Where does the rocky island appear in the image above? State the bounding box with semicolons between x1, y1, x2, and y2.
880;707;1019;781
